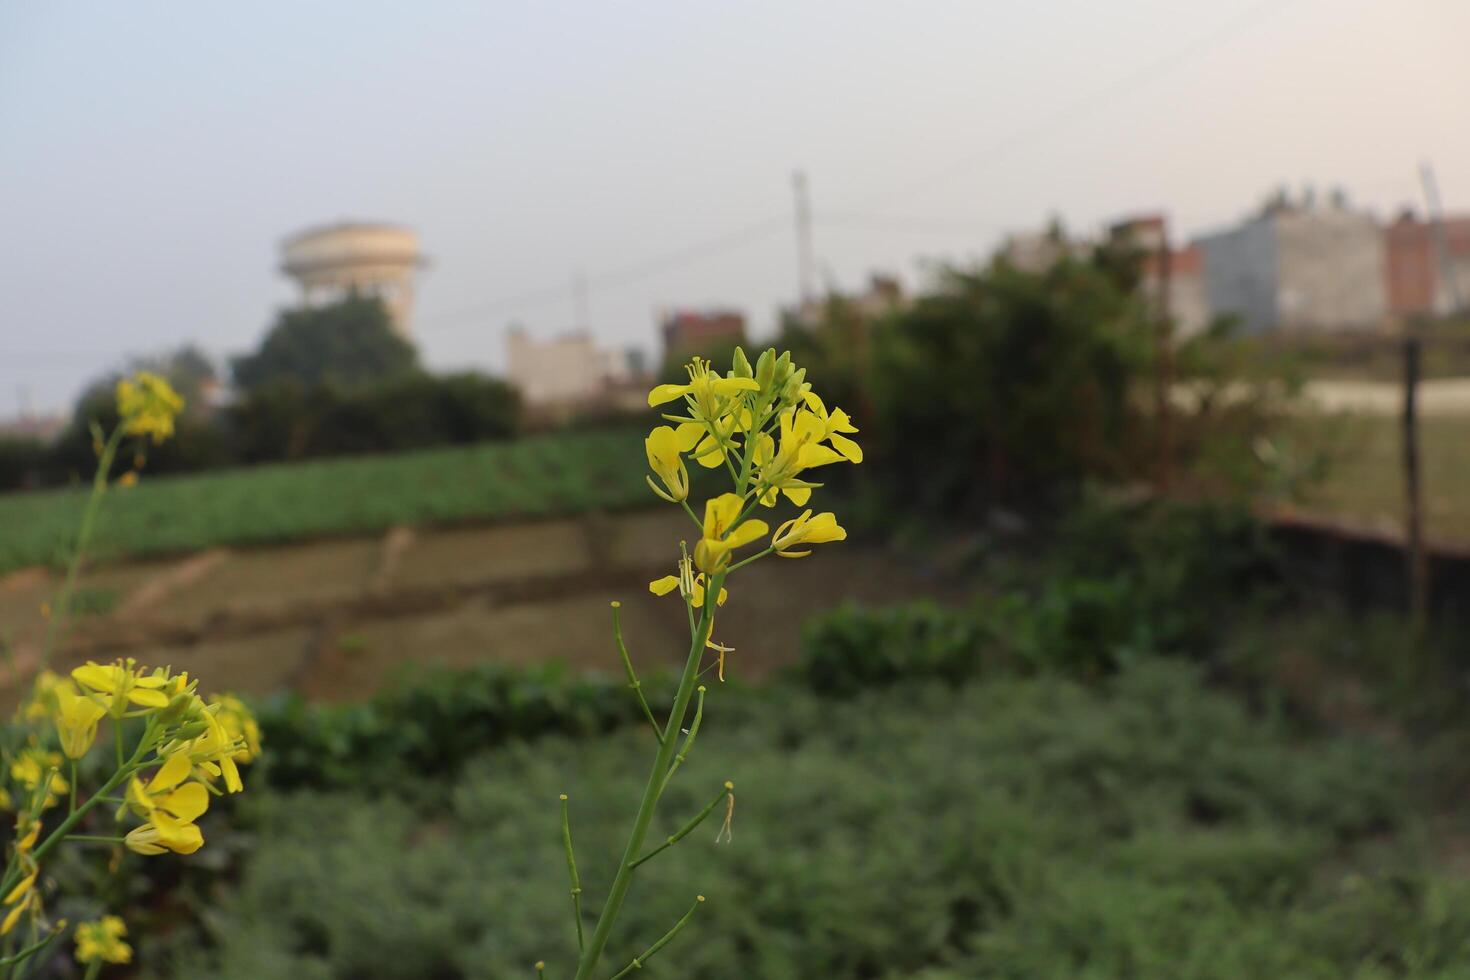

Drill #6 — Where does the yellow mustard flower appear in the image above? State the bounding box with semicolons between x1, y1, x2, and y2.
124;753;208;855
10;746;67;809
752;409;845;507
21;670;65;722
693;493;767;574
647;357;759;418
771;510;848;557
72;660;170;718
115;372;183;444
52;682;107;760
645;425;700;503
801;392;863;463
210;695;262;765
649;574;728;608
75;916;132;966
117;471;139;488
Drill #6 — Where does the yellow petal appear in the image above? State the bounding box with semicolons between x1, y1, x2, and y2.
3;872;36;907
725;519;768;550
647;383;691;407
150;752;193;792
648;576;679;596
127;688;170;709
159;782;210;821
673;422;705;452
828;432;863;463
71;664;118;694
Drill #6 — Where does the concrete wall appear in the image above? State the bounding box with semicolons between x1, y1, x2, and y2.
1200;217;1278;334
1275;210;1386;332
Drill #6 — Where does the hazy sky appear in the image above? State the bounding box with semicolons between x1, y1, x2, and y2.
2;0;1467;414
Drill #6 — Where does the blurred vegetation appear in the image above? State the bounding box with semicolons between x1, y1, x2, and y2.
144;658;1460;980
232;294;418;390
782;247;1311;520
1;300;521;492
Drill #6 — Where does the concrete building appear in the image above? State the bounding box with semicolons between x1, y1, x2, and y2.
506;329;632;408
660;309;747;362
280;222;424;338
1197;204;1387;334
1385;211;1470;319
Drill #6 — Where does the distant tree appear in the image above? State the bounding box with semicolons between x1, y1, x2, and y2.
232;294;418;390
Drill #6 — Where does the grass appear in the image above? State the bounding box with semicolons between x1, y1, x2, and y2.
1292;413;1470;544
151;661;1466;980
0;429;649;573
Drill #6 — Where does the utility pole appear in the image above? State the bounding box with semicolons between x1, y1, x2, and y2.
573;270;589;332
1420;161;1464;316
1153;228;1174;492
792;170;816;309
1402;335;1429;638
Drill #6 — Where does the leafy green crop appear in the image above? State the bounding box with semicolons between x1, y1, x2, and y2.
0;430;648;573
150;661;1461;980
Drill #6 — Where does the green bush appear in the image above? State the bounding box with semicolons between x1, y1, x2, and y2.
152;661;1454;980
794;600;994;694
255;662;672;794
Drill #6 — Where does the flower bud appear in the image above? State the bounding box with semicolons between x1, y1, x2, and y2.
731;346;752;379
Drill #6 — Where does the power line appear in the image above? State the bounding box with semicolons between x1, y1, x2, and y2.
418;216;789;331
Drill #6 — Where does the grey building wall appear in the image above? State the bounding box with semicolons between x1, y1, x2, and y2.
1199;217;1278;334
1275;210;1386;331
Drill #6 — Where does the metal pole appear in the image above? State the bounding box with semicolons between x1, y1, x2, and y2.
1402;334;1428;635
1154;232;1174;492
792;170;816;309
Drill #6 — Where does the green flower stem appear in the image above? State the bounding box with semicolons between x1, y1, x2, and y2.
606;896;706;980
611;604;661;744
63;836;125;845
559;794;585;953
629;782;732;870
677;498;702;530
81;961;102;980
40;427;123;668
571;580;721;980
0;925;65;968
724;547;772;575
68;762;77;816
659;686;704;794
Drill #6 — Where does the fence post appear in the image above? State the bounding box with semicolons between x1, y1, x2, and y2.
1402;335;1428;637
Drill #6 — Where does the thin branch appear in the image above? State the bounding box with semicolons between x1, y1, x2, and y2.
559;795;585;954
629;782;733;870
607;897;706;980
611;603;661;744
660;686;704;793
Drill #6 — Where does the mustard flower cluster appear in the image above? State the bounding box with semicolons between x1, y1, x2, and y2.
0;369;215;975
114;371;184;445
556;349;859;980
0;661;259;970
643;348;858;669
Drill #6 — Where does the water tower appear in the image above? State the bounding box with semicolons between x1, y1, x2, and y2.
279;221;424;337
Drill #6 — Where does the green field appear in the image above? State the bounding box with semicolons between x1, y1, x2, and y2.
0;429;648;573
1296;413;1470;544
